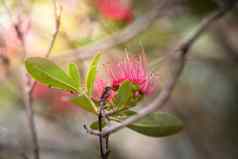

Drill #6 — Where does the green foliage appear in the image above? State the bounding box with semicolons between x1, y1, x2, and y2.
114;80;135;109
101;18;128;33
25;55;183;139
121;110;137;117
90;110;136;130
86;54;101;97
114;81;143;109
25;57;79;92
70;94;97;113
127;112;184;137
68;63;81;90
111;110;137;120
90;120;106;130
90;110;183;137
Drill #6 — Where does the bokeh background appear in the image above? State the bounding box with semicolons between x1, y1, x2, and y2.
0;0;238;159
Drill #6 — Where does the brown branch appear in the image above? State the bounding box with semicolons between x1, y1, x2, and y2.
51;0;170;63
98;87;112;159
29;0;62;95
5;12;40;158
5;5;42;159
87;5;236;137
45;0;62;58
22;85;40;159
1;0;27;58
22;1;62;159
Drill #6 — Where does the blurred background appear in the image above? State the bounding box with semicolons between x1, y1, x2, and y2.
0;0;238;158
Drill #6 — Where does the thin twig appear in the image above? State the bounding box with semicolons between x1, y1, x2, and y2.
98;106;104;158
23;82;40;159
3;3;42;159
14;12;39;159
105;135;110;157
22;1;62;159
29;0;62;94
1;3;61;158
86;5;236;137
1;0;27;58
45;0;62;58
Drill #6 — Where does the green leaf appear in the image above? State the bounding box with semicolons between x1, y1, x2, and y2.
126;112;184;137
86;66;97;96
122;110;137;116
114;80;134;108
90;120;106;130
68;63;81;89
85;53;101;97
25;57;79;92
70;94;97;113
113;110;137;120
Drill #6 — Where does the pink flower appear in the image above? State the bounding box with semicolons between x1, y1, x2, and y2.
93;77;107;100
95;0;133;23
106;55;156;95
93;76;115;101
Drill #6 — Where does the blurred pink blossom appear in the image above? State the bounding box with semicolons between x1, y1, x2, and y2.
2;15;31;55
95;0;133;22
32;83;76;113
106;55;156;95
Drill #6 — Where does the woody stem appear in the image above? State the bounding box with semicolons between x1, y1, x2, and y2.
98;87;112;159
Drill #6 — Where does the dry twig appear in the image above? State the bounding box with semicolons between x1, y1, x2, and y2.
14;1;62;159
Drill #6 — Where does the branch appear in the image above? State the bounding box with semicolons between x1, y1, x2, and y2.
0;5;36;156
88;5;236;137
22;84;39;159
30;0;62;93
98;87;112;159
45;0;62;58
51;0;170;63
5;5;43;159
23;1;62;159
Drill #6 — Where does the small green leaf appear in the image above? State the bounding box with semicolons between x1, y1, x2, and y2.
90;121;106;130
126;112;184;137
68;63;81;89
113;110;137;120
25;57;79;92
122;110;137;116
86;53;101;97
86;66;97;96
114;80;134;108
90;53;101;66
70;94;97;113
